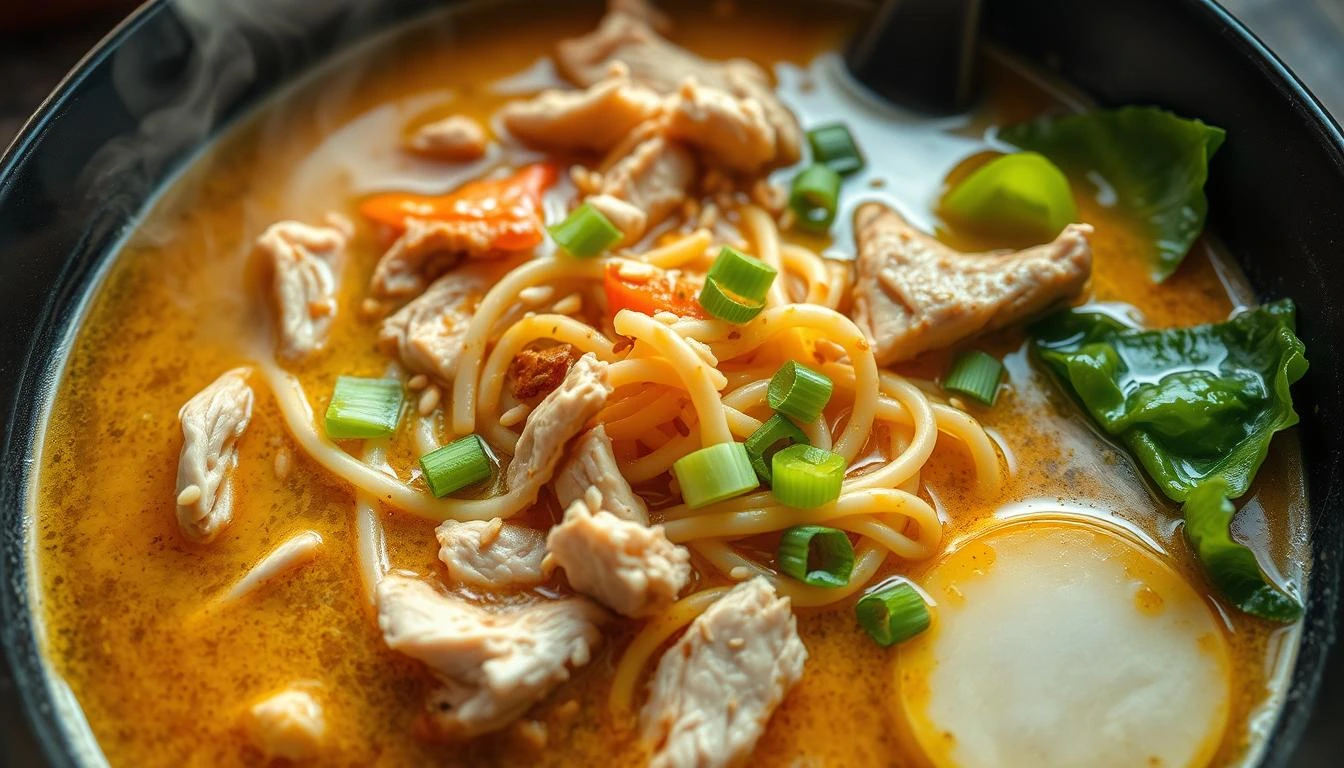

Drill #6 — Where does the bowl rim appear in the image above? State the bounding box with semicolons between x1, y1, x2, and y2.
1;1;1342;766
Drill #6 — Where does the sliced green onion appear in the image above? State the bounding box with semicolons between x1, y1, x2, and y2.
325;376;404;439
706;246;777;299
771;443;846;508
420;434;493;497
789;164;842;234
699;276;767;323
939;151;1076;242
767;361;834;423
856;581;931;647
672;442;759;509
807;123;865;176
548;202;623;258
744;413;810;484
942;350;1004;406
777;525;855;588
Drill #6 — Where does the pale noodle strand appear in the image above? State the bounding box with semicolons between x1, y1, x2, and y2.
451;256;610;434
662;488;940;558
693;539;887;608
741;204;791;308
596;385;666;424
355;440;391;606
779;243;833;306
603;395;688;441
620;431;699;482
476;314;616;449
636;229;713;269
687;305;878;461
608;587;730;721
613;310;733;446
931;403;1004;498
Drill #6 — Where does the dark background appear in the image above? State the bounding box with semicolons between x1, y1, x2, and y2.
0;0;1342;765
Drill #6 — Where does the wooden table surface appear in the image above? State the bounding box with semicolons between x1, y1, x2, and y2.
0;0;1342;765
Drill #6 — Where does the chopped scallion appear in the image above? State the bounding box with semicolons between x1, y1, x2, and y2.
698;246;777;323
806;123;865;176
771;443;846;509
939;151;1076;243
699;276;767;323
777;525;855;588
548;202;623;258
744;413;810;484
420;434;493;498
942;350;1004;406
767;361;834;423
789;164;841;234
325;376;405;439
672;442;759;509
856;581;931;647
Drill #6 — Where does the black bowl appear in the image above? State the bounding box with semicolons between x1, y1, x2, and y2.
2;0;1343;764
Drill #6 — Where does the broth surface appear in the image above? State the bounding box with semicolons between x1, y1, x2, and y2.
32;1;1308;765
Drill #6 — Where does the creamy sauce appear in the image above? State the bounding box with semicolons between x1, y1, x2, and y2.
30;1;1308;765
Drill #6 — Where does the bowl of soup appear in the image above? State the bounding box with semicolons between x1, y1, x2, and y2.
1;0;1342;765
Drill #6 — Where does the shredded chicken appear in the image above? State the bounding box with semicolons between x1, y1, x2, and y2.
506;354;612;503
555;425;648;524
547;487;690;617
245;686;326;761
641;578;808;768
585;193;648;245
435;519;547;590
377;575;607;737
556;4;801;167
500;65;661;154
223;531;323;603
407;115;489;161
851;202;1094;363
509;344;577;402
377;264;492;383
258;216;352;360
596;130;696;242
664;79;778;173
175;368;254;543
370;218;505;299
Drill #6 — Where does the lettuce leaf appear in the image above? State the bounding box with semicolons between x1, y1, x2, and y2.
1033;300;1308;501
1182;477;1303;622
999;106;1225;281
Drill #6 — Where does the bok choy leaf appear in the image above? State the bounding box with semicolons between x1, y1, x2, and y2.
1033;300;1308;502
999;107;1225;281
1182;477;1303;622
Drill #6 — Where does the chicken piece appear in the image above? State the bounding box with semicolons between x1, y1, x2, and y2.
370;218;502;299
554;425;648;524
641;578;807;768
556;5;801;167
407;115;489;162
851;202;1093;363
244;686;326;761
664;79;778;174
175;368;254;543
547;487;690;617
584;193;647;245
377;265;492;383
257;216;352;360
376;575;608;737
506;354;611;504
595;131;696;242
509;344;578;402
435;519;547;590
500;66;661;154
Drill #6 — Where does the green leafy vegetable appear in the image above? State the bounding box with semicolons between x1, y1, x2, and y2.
1033;300;1308;501
999;106;1225;281
1182;477;1303;622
